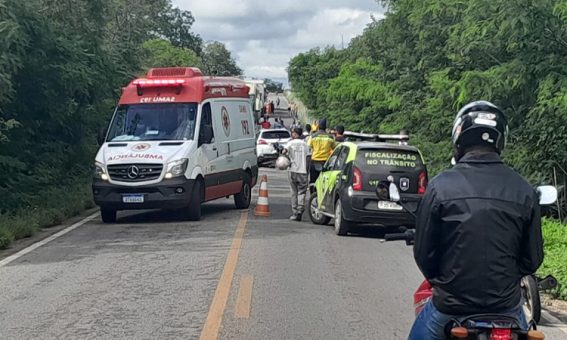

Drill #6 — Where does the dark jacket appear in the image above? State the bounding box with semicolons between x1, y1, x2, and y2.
414;152;543;315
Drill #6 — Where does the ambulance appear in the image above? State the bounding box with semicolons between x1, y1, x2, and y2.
92;67;258;223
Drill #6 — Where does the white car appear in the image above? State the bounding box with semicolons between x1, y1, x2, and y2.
256;129;291;165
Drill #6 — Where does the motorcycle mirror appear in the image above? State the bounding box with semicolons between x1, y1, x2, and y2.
389;182;401;202
537;185;557;205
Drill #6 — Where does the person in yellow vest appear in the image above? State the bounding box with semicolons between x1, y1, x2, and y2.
307;119;337;184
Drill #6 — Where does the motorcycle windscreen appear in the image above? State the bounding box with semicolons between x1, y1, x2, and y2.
354;148;427;193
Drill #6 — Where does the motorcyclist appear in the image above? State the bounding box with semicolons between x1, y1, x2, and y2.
408;101;543;339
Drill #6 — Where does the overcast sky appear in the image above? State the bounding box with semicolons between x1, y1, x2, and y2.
172;0;385;83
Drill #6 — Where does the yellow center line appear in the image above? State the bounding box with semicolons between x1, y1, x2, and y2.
235;275;254;318
200;212;248;340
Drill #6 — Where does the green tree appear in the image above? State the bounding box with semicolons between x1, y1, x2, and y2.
289;0;567;181
142;39;203;70
264;79;284;93
201;41;243;76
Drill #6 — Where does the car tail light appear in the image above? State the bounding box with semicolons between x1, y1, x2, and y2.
258;139;268;145
133;78;186;87
418;171;428;195
490;329;512;340
353;167;362;191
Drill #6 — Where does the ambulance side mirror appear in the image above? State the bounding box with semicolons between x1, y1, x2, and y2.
97;127;107;146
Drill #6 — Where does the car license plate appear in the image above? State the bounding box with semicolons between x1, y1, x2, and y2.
378;201;403;211
122;194;144;203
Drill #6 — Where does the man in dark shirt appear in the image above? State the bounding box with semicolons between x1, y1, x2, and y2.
334;125;345;142
409;101;543;339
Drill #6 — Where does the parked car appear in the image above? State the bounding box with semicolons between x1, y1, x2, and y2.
308;135;427;236
256;129;291;166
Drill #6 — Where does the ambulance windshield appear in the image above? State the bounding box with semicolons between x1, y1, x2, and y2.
107;103;197;142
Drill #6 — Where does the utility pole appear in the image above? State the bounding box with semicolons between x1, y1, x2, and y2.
341;34;344;49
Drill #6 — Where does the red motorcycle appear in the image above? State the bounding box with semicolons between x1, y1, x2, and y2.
377;180;557;340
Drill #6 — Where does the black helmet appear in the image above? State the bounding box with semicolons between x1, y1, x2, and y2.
452;101;508;158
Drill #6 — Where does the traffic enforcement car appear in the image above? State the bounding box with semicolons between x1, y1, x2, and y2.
308;133;428;235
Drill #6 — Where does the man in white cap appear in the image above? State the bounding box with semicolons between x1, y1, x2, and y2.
284;127;311;221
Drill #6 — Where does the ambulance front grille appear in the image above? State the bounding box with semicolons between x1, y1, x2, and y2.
107;164;163;182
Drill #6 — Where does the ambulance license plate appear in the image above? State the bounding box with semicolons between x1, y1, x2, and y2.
378;201;403;211
122;194;144;203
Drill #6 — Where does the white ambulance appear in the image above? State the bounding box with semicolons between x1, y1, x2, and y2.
93;67;258;222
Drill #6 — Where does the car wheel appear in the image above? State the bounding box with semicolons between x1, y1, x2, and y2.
334;199;350;236
308;192;331;225
186;179;203;221
101;208;117;223
521;275;541;324
234;173;252;209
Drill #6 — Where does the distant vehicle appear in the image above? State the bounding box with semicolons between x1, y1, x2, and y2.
93;67;258;223
256;129;291;166
308;135;427;236
244;79;266;121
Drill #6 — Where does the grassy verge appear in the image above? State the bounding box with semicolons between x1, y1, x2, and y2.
539;218;567;300
285;91;315;126
0;182;95;250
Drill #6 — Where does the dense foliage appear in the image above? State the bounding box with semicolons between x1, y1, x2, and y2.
264;79;284;93
540;219;567;299
0;0;242;248
288;0;567;193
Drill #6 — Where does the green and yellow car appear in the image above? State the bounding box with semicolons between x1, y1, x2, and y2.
308;134;428;236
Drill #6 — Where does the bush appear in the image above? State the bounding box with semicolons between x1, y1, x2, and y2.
539;219;567;300
0;181;93;250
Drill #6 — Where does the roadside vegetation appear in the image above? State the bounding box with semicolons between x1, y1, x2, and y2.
0;0;242;249
289;0;567;297
541;219;567;300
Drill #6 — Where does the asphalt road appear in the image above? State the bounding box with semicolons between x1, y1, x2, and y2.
1;109;566;339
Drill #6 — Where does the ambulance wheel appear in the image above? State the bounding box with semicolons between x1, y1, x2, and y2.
309;192;330;225
187;179;203;221
234;173;252;209
101;209;116;223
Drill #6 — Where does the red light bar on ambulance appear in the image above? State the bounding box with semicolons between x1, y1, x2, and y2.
132;79;187;87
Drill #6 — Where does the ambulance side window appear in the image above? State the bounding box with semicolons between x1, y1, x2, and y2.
199;103;214;145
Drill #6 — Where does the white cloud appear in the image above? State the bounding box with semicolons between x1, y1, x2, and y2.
172;0;385;82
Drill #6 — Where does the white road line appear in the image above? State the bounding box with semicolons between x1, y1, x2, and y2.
0;212;98;268
542;310;567;334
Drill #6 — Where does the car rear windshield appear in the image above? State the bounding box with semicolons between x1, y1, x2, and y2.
261;131;290;139
355;148;425;192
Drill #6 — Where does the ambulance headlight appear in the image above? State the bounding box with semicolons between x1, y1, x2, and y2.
165;159;188;178
93;162;108;181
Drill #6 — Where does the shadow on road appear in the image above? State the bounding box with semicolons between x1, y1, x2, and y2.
116;201;238;224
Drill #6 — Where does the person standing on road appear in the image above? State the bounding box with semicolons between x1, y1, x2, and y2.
408;101;543;339
307;119;337;184
302;124;312;140
260;117;271;130
334;125;346;142
284;127;311;221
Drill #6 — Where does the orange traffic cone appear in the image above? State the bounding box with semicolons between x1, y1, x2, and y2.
254;175;271;217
